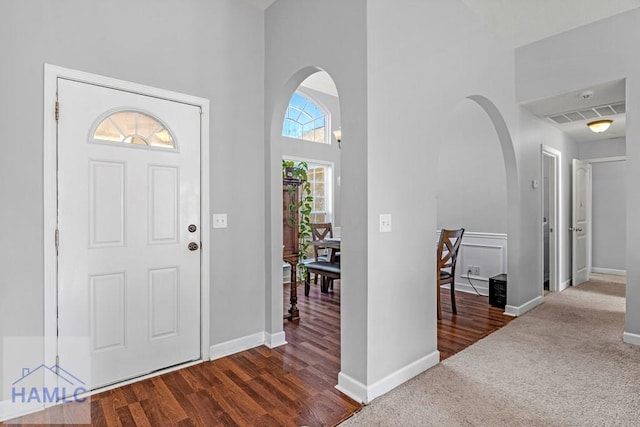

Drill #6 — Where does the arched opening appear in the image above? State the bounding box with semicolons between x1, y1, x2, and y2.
267;66;344;381
436;95;520;338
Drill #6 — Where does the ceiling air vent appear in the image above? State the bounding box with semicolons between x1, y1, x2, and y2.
546;102;625;124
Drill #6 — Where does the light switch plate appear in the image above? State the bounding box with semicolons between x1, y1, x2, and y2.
379;214;392;232
212;213;227;229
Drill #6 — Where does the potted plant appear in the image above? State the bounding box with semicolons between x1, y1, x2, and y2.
282;160;313;274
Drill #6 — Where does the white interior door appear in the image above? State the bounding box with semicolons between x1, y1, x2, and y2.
572;159;592;286
57;78;202;389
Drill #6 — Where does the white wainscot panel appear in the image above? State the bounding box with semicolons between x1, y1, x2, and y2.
91;273;126;351
148;165;178;244
149;267;179;339
90;160;125;247
436;231;507;296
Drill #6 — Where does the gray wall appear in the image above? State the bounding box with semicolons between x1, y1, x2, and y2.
516;9;640;338
578;138;627;272
365;0;523;391
265;0;369;389
437;98;507;234
0;0;266;397
518;108;578;287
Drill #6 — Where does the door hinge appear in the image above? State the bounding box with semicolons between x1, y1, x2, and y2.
55;101;60;121
55;228;59;253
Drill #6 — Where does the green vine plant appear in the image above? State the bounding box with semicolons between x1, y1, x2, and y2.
282;160;313;277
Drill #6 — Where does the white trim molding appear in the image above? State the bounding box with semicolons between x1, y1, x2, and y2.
436;231;508;294
336;351;440;404
504;295;543;317
265;331;287;349
209;332;267;361
559;279;572;292
622;331;640;346
591;267;626;276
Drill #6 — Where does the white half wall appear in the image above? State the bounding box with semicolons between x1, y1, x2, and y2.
436;231;508;296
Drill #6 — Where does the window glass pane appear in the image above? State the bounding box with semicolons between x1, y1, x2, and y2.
283;119;302;138
302;122;314;136
289;93;307;109
304;102;323;119
92;110;175;149
298;111;313;125
94;119;123;142
136;113;162;139
281;91;329;144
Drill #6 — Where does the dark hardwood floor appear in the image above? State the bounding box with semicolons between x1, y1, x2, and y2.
437;288;514;360
5;283;512;426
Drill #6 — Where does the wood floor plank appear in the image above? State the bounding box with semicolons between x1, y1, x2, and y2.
4;281;512;426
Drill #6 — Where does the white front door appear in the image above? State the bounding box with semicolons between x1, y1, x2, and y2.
572;159;592;286
57;78;202;389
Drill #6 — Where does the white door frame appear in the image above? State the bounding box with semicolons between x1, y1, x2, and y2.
43;64;211;392
540;145;561;293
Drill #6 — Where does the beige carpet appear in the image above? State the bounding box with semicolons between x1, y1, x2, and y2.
340;280;640;426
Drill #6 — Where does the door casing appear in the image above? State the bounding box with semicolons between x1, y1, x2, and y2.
43;64;211;399
540;145;561;293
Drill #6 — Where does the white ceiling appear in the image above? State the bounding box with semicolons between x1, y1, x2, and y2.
461;0;640;48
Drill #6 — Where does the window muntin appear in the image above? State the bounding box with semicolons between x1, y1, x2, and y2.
282;92;328;144
307;164;331;223
91;110;175;149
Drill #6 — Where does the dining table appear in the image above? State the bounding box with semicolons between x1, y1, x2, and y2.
312;237;340;262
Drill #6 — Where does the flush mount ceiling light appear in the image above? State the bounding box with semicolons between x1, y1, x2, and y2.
587;119;613;133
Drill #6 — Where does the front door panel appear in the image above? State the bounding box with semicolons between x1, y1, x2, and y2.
57;79;201;389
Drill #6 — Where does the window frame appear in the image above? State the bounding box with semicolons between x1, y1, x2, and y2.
282;90;331;145
89;107;179;152
283;157;333;224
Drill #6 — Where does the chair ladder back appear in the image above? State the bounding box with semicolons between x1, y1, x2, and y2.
311;223;333;259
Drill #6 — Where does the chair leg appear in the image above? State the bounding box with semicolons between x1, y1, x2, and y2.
304;270;311;296
450;278;457;315
436;278;442;320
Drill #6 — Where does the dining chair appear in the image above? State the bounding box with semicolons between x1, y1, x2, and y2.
311;223;333;260
436;228;465;320
308;222;336;290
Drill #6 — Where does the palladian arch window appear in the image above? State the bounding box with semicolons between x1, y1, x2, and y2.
92;110;175;149
282;92;328;143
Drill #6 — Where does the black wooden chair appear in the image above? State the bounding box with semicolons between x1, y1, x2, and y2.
436;228;465;319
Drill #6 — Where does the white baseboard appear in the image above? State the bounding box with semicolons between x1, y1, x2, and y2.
559;279;571;291
443;282;489;296
336;350;440;404
264;331;287;348
0;399;43;423
504;295;543;317
592;267;627;276
623;331;640;346
209;332;267;361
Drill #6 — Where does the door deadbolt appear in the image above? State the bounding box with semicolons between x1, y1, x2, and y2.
188;224;197;232
188;242;199;251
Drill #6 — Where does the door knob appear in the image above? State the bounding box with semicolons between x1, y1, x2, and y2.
188;242;199;251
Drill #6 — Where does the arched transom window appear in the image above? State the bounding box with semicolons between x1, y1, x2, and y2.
282;92;328;143
92;110;175;149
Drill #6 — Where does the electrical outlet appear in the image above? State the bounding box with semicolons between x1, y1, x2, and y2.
212;213;227;229
472;266;480;276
